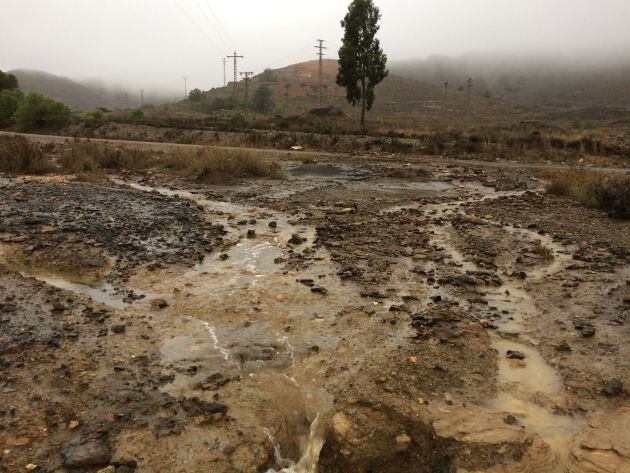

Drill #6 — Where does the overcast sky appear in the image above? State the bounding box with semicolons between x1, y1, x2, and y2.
2;0;630;95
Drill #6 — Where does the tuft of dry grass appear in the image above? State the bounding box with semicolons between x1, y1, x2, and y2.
59;141;153;173
159;147;283;182
546;169;630;218
0;135;53;175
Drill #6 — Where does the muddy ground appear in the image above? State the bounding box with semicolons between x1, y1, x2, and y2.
0;152;628;473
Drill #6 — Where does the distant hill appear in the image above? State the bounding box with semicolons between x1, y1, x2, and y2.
198;59;519;124
9;69;139;111
390;53;630;110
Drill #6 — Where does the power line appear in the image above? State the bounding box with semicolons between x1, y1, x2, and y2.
191;0;231;53
202;0;236;50
172;0;224;54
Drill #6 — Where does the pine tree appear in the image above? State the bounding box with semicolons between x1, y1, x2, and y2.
336;0;388;128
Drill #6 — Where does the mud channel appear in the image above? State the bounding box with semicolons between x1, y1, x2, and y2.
0;158;628;473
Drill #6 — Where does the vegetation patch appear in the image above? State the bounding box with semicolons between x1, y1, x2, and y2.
546;169;630;218
0;135;52;174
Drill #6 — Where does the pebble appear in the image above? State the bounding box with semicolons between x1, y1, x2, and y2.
506;350;525;360
111;324;126;334
601;378;623;396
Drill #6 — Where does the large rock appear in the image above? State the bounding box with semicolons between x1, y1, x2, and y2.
62;440;111;468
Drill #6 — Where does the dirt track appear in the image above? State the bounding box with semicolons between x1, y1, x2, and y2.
0;149;628;473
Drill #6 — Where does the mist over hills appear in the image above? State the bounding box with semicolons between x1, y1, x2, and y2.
9;69;177;111
389;52;630;109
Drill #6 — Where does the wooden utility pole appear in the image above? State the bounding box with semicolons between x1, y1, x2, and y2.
467;77;473;97
240;71;254;111
227;52;244;97
315;39;327;107
222;58;227;87
444;81;449;99
140;89;144;106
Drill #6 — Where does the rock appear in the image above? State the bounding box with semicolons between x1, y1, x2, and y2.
332;412;352;441
85;258;106;268
62;440;111;469
247;229;256;239
575;323;595;338
52;300;66;311
25;465;38;471
623;295;630;304
506;350;525;360
96;467;116;473
110;324;126;334
311;286;328;295
601;378;623;396
395;433;412;452
556;341;572;352
150;299;168;310
268;221;277;229
288;234;305;245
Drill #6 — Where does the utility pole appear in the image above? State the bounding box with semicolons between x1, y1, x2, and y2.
227;52;244;98
183;76;188;98
124;92;128;106
240;71;254;111
140;89;144;106
467;77;473;98
444;81;449;100
222;58;227;87
315;39;327;107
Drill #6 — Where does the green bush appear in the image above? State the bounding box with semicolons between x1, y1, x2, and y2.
252;85;274;113
13;92;72;131
230;112;246;127
82;109;104;122
199;96;236;114
129;109;144;121
188;88;202;102
0;70;18;91
0;90;21;127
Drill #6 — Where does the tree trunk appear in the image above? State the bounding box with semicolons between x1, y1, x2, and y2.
360;80;366;128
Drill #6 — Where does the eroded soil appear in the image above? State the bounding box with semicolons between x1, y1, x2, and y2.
1;157;628;473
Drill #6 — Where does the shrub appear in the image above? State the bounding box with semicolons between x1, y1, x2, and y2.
0;90;21;127
13;92;72;131
546;169;630;218
82;109;104;122
230;112;246;127
188;88;202;102
129;109;144;121
252;85;274;113
0;135;52;174
0;70;18;91
199;96;236;114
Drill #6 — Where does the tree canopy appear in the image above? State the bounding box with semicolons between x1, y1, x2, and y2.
336;0;388;127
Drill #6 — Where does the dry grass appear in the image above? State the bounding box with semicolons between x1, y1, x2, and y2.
0;136;53;175
159;147;283;182
59;141;153;173
546;169;630;218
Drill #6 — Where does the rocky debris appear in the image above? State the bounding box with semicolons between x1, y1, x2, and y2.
506;350;525;360
180;397;228;416
111;324;126;334
288;233;305;245
395;433;412;452
62;439;111;469
574;322;596;338
151;298;169;310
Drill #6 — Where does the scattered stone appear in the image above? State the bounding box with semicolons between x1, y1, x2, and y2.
247;229;256;239
219;253;229;261
601;378;623;396
506;350;526;360
25;465;38;471
85;258;106;268
52;300;66;312
395;433;412;452
311;286;328;295
96;467;116;473
556;341;572;352
332;412;352;441
504;415;520;425
575;323;596;338
288;234;305;245
110;324;126;334
150;299;168;310
623;295;630;304
268;221;277;229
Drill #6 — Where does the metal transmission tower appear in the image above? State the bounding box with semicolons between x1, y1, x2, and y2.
227;52;244;97
315;39;327;107
183;76;189;97
467;77;473;97
240;71;254;111
140;89;144;106
444;81;449;99
222;58;227;87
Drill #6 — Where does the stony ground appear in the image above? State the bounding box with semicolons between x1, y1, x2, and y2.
0;152;628;473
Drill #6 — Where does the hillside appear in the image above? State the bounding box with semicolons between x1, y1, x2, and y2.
199;59;524;125
390;53;630;111
9;69;135;111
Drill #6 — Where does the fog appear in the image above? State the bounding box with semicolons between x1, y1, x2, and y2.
2;0;630;96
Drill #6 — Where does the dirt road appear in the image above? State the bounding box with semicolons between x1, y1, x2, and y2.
0;153;628;472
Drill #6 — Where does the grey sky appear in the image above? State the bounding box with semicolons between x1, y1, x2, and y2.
2;0;629;94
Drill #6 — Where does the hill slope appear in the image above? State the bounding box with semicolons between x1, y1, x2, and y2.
10;69;133;111
201;59;522;125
